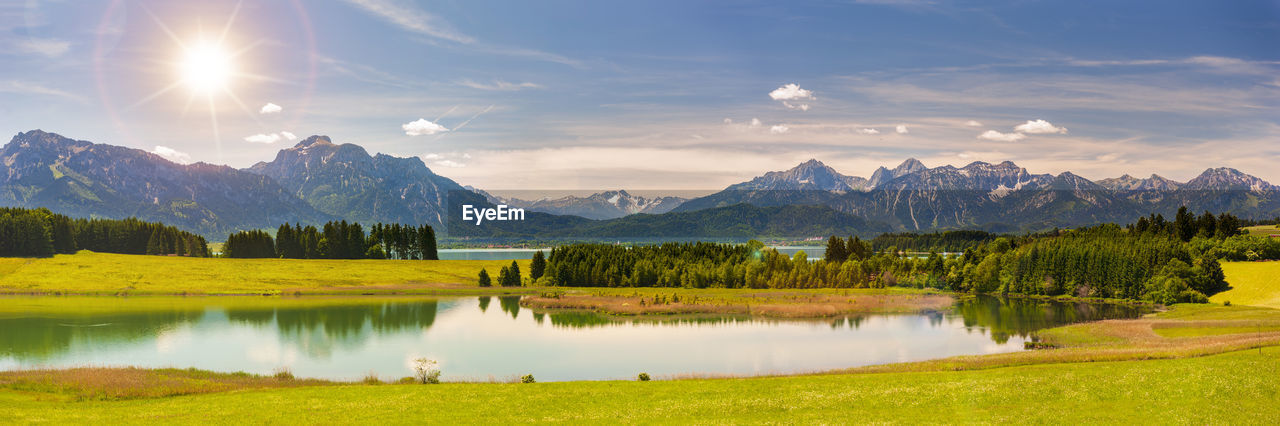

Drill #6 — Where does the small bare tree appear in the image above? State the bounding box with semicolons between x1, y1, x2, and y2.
412;358;441;384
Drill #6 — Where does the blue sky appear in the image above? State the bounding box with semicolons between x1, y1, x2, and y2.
2;0;1278;192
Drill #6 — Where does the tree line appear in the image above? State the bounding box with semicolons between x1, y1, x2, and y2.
0;207;208;257
869;230;999;253
534;207;1270;305
223;220;437;260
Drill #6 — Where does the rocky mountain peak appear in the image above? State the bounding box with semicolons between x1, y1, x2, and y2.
894;158;927;174
294;135;333;148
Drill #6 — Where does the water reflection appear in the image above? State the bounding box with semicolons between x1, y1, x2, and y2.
0;295;1148;381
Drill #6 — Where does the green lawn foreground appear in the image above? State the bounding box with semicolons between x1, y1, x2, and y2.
2;347;1276;424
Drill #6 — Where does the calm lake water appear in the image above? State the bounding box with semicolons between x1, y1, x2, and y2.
441;247;942;261
437;249;547;260
0;296;1146;382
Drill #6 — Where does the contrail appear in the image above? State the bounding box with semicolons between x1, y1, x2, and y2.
449;104;494;132
434;105;459;122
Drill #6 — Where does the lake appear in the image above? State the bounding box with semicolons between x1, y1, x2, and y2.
0;296;1146;382
438;247;946;262
438;248;547;260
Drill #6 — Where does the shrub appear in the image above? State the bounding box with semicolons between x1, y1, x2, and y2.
412;358;441;384
361;371;382;385
521;374;536;384
272;367;294;380
637;372;651;381
1224;300;1232;307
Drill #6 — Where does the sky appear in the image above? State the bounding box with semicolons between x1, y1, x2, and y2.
1;0;1278;193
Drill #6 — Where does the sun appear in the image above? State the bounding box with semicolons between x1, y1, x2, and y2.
180;40;234;95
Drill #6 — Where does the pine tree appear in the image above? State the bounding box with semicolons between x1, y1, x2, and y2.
824;236;848;263
530;250;546;280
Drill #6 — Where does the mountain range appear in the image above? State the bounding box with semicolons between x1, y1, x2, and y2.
485;190;686;220
674;158;1280;233
3;129;1278;239
0;130;330;236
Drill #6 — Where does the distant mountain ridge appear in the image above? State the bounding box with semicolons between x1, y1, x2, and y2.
674;158;1280;233
0;130;330;237
495;190;686;220
4;130;1277;239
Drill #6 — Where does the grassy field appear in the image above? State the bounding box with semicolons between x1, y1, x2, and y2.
1242;225;1280;238
0;252;529;295
2;255;1280;422
1215;261;1280;308
2;301;1277;423
1;346;1276;423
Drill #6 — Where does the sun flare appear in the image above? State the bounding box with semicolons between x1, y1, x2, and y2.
180;40;233;95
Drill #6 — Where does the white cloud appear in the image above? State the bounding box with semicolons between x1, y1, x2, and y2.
769;125;790;134
151;146;191;164
16;38;70;57
403;118;450;136
965;120;983;127
433;160;465;168
750;118;762;128
723;118;733;124
895;125;909;134
769;83;815;101
857;128;880;135
770;83;815;111
244;132;298;144
1014;119;1068;134
423;153;444;160
259;103;282;114
977;130;1026;142
459;79;542;91
782;101;810;111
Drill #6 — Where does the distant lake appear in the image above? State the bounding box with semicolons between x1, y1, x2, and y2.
440;247;948;262
443;246;826;261
437;248;547;260
0;296;1146;382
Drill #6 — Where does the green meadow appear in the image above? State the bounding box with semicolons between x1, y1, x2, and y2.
2;346;1277;424
0;251;529;295
1214;261;1280;309
0;256;1278;422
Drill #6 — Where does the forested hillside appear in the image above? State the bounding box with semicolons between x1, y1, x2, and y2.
0;207;208;257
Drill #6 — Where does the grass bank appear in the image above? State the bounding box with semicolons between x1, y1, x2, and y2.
1;346;1276;423
0;252;529;296
521;287;953;318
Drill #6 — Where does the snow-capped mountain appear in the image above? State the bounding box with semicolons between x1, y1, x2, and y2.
1183;167;1277;192
726;159;869;192
1097;174;1184;191
880;160;1054;192
674;157;1280;232
499;190;687;220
